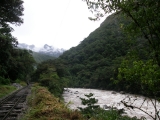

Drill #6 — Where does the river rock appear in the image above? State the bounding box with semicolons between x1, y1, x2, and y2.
120;91;125;94
111;91;116;94
103;105;111;110
74;91;79;94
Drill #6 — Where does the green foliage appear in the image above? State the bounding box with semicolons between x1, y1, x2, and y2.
56;13;150;91
0;0;24;70
0;26;18;77
40;72;62;97
83;0;160;65
93;109;139;120
32;60;69;97
0;76;10;85
116;58;160;96
0;0;24;25
78;93;138;120
78;93;100;118
23;85;83;120
31;52;55;63
0;0;34;84
0;85;16;98
8;49;36;81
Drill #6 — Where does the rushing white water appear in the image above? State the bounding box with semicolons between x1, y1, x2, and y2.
62;88;160;120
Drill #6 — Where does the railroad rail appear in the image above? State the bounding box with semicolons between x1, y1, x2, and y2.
0;85;30;120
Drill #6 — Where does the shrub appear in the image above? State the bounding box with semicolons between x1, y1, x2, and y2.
0;76;10;85
78;93;139;120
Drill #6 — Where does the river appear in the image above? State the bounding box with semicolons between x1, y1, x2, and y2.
62;88;160;120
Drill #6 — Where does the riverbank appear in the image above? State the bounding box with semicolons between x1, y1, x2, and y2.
22;84;83;120
23;85;140;120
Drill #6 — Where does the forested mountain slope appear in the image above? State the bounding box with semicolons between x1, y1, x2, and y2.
31;52;55;63
57;13;150;90
33;13;152;95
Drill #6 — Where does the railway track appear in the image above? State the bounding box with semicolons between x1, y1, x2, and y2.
0;85;31;120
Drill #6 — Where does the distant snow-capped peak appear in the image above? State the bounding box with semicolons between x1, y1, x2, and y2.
39;44;65;52
18;43;65;57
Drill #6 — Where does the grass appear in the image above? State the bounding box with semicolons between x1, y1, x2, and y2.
15;79;27;86
22;84;83;120
0;85;16;98
19;81;27;86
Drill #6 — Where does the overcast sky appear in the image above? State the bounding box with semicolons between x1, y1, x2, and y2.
11;0;106;50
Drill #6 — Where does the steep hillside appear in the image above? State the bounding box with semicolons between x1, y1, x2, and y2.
56;13;150;90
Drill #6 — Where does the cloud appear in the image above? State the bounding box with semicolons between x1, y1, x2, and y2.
11;0;105;50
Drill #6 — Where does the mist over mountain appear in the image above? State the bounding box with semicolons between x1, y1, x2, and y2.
18;43;65;57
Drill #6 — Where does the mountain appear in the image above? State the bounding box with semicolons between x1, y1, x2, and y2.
18;43;65;58
18;43;65;63
31;52;56;63
54;13;150;92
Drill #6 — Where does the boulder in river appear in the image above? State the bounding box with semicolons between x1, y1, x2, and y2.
111;91;116;94
103;105;111;110
120;91;125;94
74;91;79;94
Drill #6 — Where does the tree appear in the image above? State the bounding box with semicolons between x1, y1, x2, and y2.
117;58;160;96
78;93;100;118
0;0;23;49
7;49;36;81
0;0;24;25
82;1;160;119
0;0;24;83
82;0;160;66
31;60;69;97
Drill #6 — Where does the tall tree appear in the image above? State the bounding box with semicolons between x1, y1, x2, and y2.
0;0;24;25
8;49;36;81
0;0;24;81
